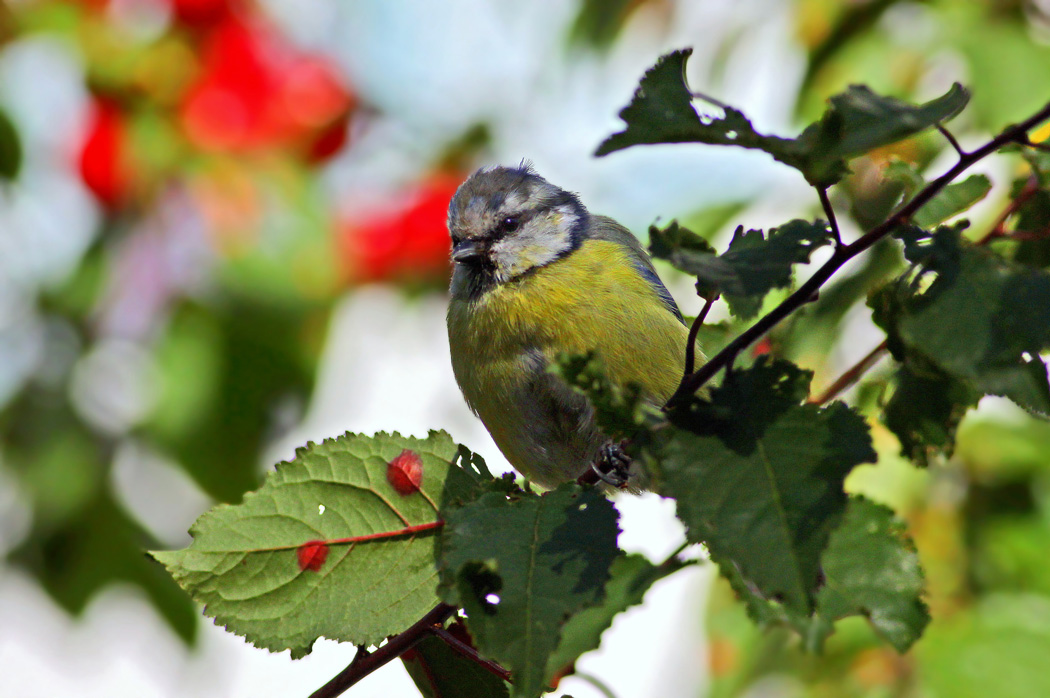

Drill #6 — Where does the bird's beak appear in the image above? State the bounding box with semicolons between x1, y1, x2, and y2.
452;239;486;264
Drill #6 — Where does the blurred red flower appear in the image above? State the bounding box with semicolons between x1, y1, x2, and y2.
169;0;234;28
339;174;462;284
180;15;353;156
78;97;130;210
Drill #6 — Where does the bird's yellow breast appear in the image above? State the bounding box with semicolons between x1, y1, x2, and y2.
447;239;689;409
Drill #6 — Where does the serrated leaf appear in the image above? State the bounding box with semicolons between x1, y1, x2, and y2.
546;553;687;677
0;107;21;181
721;497;928;653
656;358;876;617
439;484;620;698
650;219;832;319
403;627;510;698
597;49;969;186
814;497;929;652
595;49;796;160
152;431;486;658
648;220;718;296
882;359;980;465
875;224;1050;414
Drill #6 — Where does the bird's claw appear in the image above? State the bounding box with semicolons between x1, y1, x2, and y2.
591;441;631;488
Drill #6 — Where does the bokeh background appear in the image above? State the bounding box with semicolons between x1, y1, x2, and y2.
2;1;1050;696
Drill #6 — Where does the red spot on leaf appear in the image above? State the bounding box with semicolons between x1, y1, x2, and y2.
388;449;423;496
297;540;329;571
752;337;772;357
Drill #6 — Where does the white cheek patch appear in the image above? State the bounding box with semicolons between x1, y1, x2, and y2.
490;212;578;281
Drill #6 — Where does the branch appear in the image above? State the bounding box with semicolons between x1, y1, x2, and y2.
809;340;888;405
684;294;717;377
936;123;967;157
811;159;1048;403
667;100;1050;408
310;603;458;698
976;174;1039;245
817;187;842;247
428;626;512;682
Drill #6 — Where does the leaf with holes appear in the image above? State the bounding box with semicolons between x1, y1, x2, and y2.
151;431;490;657
597;49;968;186
655;358;876;618
546;553;687;679
882;359;980;465
438;484;620;698
874;223;1050;414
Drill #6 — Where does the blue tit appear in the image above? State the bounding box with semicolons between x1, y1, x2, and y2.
446;163;692;490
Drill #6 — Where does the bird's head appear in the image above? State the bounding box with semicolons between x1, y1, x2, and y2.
447;163;589;296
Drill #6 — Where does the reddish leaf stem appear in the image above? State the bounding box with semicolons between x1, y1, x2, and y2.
809;339;888;405
812;161;1046;403
667;100;1050;408
257;521;444;553
309;603;457;698
428;625;513;682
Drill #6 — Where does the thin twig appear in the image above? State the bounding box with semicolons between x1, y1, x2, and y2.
667;100;1050;409
976;174;1039;245
428;626;513;682
817;187;842;247
809;339;888;405
684;294;717;377
812;162;1047;401
310;603;457;698
936;123;967;157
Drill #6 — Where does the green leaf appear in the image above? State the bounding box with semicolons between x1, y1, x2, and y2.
647;219;718;296
720;497;928;653
550;351;663;442
0;107;21;181
650;219;833;319
656;358;876;617
439;484;620;698
546;553;687;677
152;431;487;658
913;174;992;228
403;625;511;698
882;359;980;465
792;83;969;186
814;497;929;652
882;163;992;240
596;49;969;186
595;49;795;159
875;223;1050;414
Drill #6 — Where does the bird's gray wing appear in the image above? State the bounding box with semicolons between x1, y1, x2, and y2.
588;215;685;324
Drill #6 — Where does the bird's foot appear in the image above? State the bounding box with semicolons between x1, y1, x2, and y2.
590;441;631;488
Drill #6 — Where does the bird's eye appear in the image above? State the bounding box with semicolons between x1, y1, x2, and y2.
499;216;520;232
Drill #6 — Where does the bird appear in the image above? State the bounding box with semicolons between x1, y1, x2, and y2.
445;163;693;490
